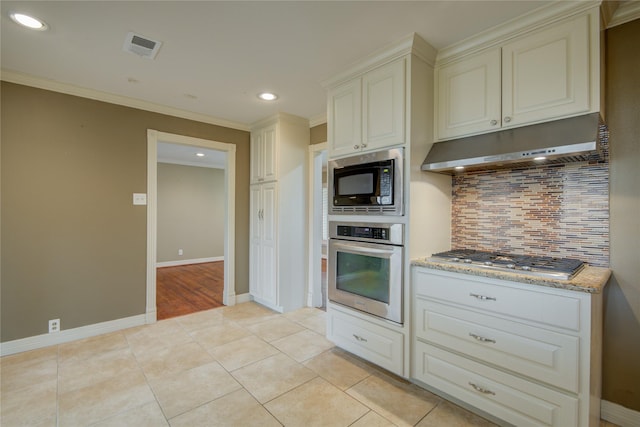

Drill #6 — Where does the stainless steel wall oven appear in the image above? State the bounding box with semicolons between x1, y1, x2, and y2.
328;221;404;323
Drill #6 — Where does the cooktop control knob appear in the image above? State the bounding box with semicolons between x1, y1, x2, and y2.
506;264;516;269
484;261;493;266
464;259;472;264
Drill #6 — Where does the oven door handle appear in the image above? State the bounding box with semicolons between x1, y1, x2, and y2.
332;241;397;257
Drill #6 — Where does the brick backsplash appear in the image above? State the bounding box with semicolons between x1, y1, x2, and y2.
451;143;609;267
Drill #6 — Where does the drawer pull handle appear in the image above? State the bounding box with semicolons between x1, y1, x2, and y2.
469;382;496;395
353;334;367;342
470;293;496;301
469;333;496;344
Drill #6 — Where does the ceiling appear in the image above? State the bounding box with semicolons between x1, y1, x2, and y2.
1;1;554;129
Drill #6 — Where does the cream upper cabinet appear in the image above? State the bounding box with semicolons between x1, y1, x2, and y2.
435;9;598;141
328;79;362;157
328;58;405;157
501;13;591;127
250;123;277;184
436;48;502;139
362;59;406;150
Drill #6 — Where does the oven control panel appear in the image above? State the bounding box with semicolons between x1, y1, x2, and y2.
330;222;403;246
337;225;388;240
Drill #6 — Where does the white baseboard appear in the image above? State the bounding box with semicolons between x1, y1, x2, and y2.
602;400;640;426
235;293;252;304
156;256;224;268
0;314;147;357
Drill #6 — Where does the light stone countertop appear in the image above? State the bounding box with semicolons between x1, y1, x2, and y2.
411;258;611;294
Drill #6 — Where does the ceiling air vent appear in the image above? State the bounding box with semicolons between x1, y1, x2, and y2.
123;32;162;59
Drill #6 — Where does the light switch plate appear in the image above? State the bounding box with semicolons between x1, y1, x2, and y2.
133;193;147;205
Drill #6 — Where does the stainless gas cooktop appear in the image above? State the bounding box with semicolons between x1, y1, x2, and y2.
429;249;585;280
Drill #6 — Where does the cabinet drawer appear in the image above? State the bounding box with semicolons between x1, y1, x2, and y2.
413;268;582;331
414;341;578;427
414;298;579;392
327;307;404;376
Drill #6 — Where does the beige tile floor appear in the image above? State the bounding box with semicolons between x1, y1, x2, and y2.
0;302;620;427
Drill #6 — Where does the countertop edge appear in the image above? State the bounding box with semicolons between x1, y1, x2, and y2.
411;259;612;294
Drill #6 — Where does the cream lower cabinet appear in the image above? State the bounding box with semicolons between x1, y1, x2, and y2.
248;113;309;313
327;303;405;376
249;182;277;308
435;7;599;141
411;267;602;427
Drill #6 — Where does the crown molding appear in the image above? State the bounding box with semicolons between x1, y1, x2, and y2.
1;70;251;132
321;32;436;89
436;1;602;65
309;113;327;128
250;111;310;131
607;0;640;28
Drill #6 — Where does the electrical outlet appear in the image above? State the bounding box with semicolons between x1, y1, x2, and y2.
48;319;60;333
178;249;183;256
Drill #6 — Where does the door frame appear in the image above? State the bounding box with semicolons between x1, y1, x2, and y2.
146;130;237;323
307;142;327;308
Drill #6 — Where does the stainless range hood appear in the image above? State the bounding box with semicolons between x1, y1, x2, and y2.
422;113;605;174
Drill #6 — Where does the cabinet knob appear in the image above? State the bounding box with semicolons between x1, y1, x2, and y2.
353;144;360;150
361;143;367;148
504;116;512;123
490;119;498;126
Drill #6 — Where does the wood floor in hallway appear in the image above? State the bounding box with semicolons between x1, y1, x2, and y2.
156;261;224;320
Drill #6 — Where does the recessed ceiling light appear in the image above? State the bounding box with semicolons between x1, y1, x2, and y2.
196;152;205;157
9;12;48;30
257;92;278;101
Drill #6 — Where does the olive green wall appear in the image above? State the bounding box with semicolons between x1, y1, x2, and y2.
310;123;327;144
157;163;225;263
0;82;250;341
603;18;640;412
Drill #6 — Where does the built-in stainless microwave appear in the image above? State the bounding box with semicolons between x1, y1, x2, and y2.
329;148;403;215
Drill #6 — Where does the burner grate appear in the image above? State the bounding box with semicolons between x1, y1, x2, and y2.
430;249;584;279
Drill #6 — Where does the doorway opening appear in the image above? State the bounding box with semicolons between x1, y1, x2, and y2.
308;142;328;310
146;130;237;324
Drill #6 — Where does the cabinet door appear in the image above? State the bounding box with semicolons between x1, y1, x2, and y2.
262;124;277;182
501;14;591;128
260;182;278;306
363;59;406;151
249;185;263;297
328;79;362;157
250;124;278;184
250;132;263;184
436;48;502;140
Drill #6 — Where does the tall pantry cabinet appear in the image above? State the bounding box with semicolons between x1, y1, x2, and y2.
249;113;310;313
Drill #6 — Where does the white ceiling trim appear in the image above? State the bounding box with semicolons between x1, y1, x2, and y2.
0;69;251;132
607;1;640;28
309;113;327;128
